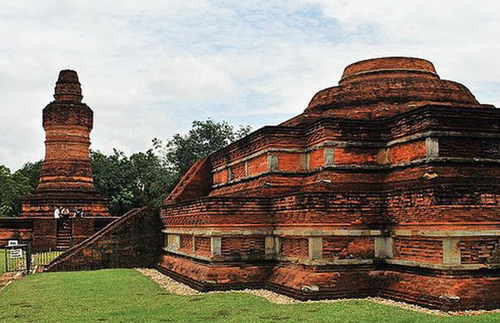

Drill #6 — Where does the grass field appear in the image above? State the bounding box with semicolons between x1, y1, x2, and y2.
0;249;7;275
0;269;499;323
0;249;4;275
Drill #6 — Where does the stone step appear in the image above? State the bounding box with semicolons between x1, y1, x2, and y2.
57;240;71;244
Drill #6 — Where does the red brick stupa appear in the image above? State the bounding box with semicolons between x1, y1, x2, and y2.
21;70;109;217
158;57;500;310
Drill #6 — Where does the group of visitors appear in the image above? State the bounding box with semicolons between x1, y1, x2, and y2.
54;206;84;227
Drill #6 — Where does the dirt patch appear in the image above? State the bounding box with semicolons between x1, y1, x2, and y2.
0;272;24;293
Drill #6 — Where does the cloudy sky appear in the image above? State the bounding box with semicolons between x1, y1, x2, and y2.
1;1;500;171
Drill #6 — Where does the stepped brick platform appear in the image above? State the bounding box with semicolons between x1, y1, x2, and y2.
158;57;500;311
1;70;114;250
45;207;162;272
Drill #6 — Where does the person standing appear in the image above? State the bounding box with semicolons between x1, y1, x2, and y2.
74;208;84;218
61;207;70;227
54;206;62;226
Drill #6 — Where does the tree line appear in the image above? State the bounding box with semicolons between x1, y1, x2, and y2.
0;119;251;217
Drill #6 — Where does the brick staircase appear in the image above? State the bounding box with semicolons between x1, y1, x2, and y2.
56;220;73;251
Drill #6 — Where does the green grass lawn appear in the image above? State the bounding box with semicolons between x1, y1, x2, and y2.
0;249;5;275
0;269;499;323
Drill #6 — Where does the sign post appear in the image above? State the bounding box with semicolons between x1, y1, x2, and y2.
4;243;31;274
10;249;23;259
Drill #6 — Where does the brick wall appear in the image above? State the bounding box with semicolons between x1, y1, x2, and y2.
0;218;33;246
281;238;308;258
393;238;443;263
308;148;324;169
390;140;426;164
273;192;385;225
323;237;374;260
194;237;211;256
161;197;272;226
221;236;265;258
179;235;193;253
45;207;162;271
231;162;246;180
380;269;500;310
439;137;500;159
460;238;499;264
334;147;378;165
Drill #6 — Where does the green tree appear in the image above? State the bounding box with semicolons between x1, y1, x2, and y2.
90;149;174;216
90;149;133;216
154;119;251;177
129;150;174;207
0;165;33;217
15;160;43;192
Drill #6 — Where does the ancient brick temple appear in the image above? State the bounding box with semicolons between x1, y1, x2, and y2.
21;70;109;218
0;71;113;250
157;57;500;310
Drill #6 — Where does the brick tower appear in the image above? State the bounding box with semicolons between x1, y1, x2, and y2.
21;70;109;217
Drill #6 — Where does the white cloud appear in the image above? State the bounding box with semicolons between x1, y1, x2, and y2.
1;0;500;170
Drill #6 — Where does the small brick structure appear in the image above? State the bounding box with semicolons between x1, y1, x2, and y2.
45;207;162;271
1;70;115;251
158;57;500;310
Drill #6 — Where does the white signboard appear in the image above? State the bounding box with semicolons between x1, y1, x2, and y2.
10;249;23;259
7;240;18;246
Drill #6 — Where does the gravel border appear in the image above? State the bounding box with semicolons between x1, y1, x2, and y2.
137;268;500;316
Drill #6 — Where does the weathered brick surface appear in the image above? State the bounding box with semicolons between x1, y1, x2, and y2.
380;269;500;310
161;197;272;226
221;236;265;258
246;154;268;177
194;237;211;256
323;237;374;260
334;147;379;165
45;208;162;271
157;254;273;290
0;218;33;246
267;264;382;299
179;235;193;253
164;157;212;204
158;57;500;310
460;238;499;264
393;238;443;263
281;238;309;258
231;162;246;180
390;141;426;164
